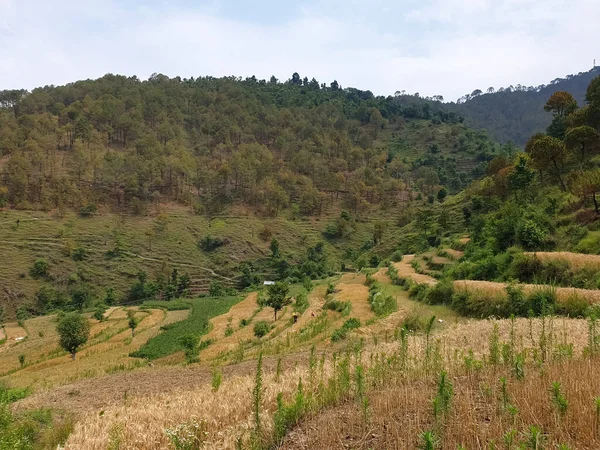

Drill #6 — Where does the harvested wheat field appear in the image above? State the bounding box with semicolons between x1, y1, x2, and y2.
3;322;27;342
372;267;391;283
281;358;600;450
393;255;437;285
0;307;185;390
200;292;291;360
526;251;600;271
443;248;464;260
60;315;592;449
335;273;374;321
454;280;600;304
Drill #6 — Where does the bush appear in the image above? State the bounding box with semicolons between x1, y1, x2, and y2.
93;304;107;321
506;283;528;316
326;283;336;295
323;299;351;315
556;292;589;317
209;281;224;297
408;283;428;302
79;203;97;217
391;251;404;262
424;280;454;305
198;235;225;252
577;232;600;254
516;219;548;250
331;318;361;342
253;321;271;338
30;259;50;278
294;290;309;313
527;287;556;316
71;247;87;261
507;253;543;282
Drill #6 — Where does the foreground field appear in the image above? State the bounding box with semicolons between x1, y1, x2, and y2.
4;250;600;449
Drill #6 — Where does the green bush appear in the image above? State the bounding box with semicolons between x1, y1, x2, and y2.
516;219;548;250
527;287;556;316
576;231;600;254
294;290;309;313
198;235;226;252
506;283;528;316
30;259;50;279
556;292;589;317
71;247;87;261
424;280;454;305
391;251;404;262
78;203;97;217
323;299;351;315
331;318;361;342
253;321;271;338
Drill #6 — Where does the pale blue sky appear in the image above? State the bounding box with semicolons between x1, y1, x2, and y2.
0;0;597;100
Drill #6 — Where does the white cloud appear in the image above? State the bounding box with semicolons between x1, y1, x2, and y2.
0;0;598;100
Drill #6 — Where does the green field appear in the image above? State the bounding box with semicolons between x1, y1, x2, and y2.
130;295;243;360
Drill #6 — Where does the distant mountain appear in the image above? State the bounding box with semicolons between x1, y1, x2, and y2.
455;67;600;147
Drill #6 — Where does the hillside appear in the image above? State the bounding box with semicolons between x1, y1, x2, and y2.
1;71;600;450
456;66;600;146
0;73;502;316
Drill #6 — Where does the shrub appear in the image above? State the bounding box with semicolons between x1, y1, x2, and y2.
576;231;600;254
556;292;589;317
516;219;548;250
253;321;271;338
507;253;543;282
408;283;429;302
401;309;426;331
527;287;556;316
506;283;528;316
424;280;454;305
71;247;87;261
391;251;404;262
323;299;351;315
294;290;309;313
79;203;97;217
198;235;225;252
326;283;336;295
209;281;224;297
93;304;108;321
30;259;50;278
331;318;361;342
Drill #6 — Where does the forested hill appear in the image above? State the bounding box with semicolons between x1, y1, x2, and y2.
0;73;502;216
456;66;600;147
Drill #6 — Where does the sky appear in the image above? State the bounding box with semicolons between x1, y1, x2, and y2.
0;0;598;101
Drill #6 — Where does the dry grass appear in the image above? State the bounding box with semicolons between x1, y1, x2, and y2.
393;255;437;285
282;358;600;449
60;315;592;449
444;248;464;260
335;273;373;321
3;322;28;341
0;307;181;390
455;280;600;304
526;251;600;271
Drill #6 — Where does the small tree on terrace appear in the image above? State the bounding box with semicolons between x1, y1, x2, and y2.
265;282;291;321
56;312;90;360
127;310;139;336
